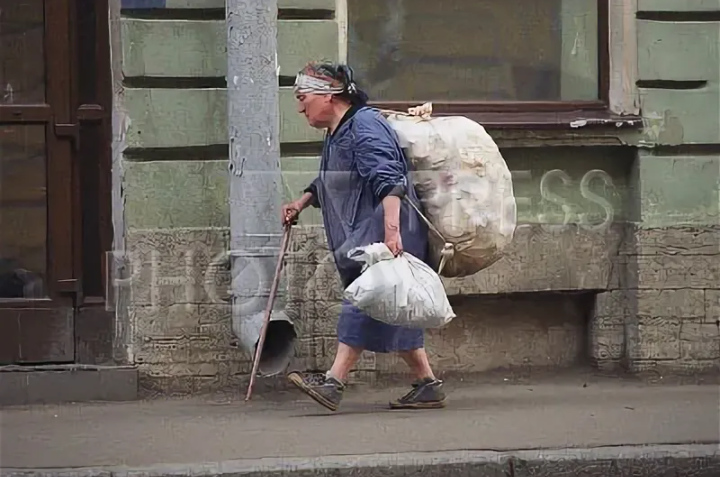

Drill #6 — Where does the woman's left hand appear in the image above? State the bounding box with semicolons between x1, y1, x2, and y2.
384;228;403;256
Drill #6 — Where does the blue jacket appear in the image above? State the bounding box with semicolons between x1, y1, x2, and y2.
305;106;430;287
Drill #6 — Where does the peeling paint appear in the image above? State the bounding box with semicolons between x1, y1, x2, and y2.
110;0;134;365
609;0;640;116
657;111;685;146
3;83;13;103
639;110;685;147
569;117;642;130
113;109;133;363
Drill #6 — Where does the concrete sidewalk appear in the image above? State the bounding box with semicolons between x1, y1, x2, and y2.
2;374;719;476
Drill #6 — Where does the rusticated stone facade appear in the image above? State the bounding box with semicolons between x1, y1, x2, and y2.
622;226;720;372
120;228;236;394
287;224;623;381
117;222;720;393
590;226;720;372
110;0;720;393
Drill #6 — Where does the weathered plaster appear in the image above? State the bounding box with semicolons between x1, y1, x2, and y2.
560;0;599;101
336;0;347;63
109;0;132;365
609;0;640;116
122;88;324;147
630;151;720;227
637;0;720;11
121;19;339;78
637;21;720;82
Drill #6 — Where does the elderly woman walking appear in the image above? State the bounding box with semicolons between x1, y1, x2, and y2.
283;62;446;412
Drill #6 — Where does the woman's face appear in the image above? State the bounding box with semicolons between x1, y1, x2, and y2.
296;93;335;129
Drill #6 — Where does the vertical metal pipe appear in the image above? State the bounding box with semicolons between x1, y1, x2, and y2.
227;0;296;377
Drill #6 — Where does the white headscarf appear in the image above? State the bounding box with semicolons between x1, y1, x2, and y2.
293;73;346;95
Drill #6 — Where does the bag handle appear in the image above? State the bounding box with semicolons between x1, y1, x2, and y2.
404;197;454;275
377;102;434;120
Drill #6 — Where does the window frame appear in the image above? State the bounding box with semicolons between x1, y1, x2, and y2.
358;0;638;129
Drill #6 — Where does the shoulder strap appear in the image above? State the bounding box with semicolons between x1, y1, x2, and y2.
403;197;454;275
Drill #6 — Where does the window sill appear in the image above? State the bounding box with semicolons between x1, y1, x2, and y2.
371;101;643;131
375;107;644;147
459;110;643;130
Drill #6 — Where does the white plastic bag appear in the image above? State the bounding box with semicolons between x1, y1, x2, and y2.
343;243;456;330
383;103;517;278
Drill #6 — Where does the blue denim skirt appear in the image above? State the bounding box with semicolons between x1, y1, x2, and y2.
336;300;424;353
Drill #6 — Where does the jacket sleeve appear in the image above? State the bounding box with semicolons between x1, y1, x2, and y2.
302;177;321;208
354;126;407;200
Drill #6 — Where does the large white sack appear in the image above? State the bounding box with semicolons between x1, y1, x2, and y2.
384;104;517;278
343;243;455;330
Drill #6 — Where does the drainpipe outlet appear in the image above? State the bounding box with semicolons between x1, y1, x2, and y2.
232;309;297;377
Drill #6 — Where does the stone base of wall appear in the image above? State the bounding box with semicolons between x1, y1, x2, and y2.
136;289;594;395
119;228;250;395
287;225;619;383
621;226;720;373
315;293;592;373
588;226;720;374
118;223;720;395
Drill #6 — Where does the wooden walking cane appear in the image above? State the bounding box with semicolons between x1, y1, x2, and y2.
245;223;293;401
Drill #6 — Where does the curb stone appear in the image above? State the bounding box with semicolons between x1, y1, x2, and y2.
2;444;719;477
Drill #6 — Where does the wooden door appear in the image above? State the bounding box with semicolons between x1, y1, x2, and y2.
0;0;79;363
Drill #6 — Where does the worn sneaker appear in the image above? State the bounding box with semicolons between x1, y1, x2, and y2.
287;371;345;411
389;377;447;409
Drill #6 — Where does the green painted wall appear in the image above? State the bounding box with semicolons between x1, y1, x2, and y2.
636;15;720;147
123;148;634;231
637;0;720;11
122;19;338;78
632;7;720;228
123;88;324;147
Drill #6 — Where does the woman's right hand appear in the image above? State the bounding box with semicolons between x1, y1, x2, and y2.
282;201;301;225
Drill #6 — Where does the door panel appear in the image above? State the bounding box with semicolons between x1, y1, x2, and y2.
74;0;113;301
0;0;77;364
0;124;48;298
0;0;46;104
0;309;73;363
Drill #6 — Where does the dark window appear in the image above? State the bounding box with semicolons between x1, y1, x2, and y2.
347;0;611;126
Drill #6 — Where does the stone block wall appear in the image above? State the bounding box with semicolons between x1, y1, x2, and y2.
621;0;720;372
287;225;618;380
122;228;235;393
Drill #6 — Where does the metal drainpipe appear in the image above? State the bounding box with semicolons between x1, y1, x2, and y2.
227;0;296;377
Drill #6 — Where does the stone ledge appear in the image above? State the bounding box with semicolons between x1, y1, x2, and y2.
0;365;138;406
620;225;720;256
628;359;720;374
3;444;718;477
630;289;706;319
625;254;719;289
138;372;293;398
